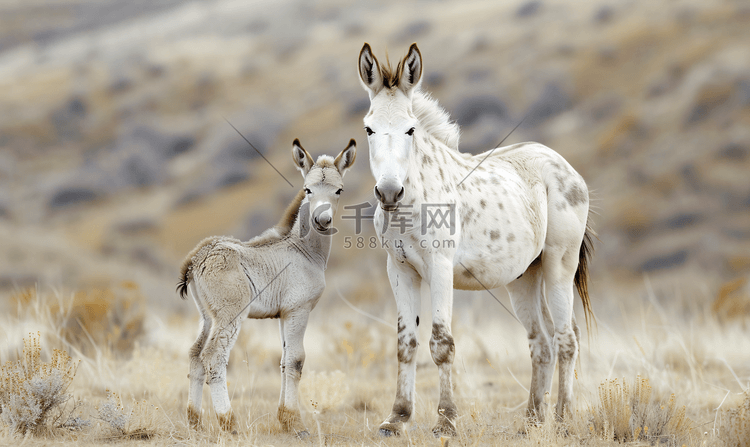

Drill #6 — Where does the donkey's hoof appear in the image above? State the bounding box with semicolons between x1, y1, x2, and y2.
295;430;310;439
432;418;457;437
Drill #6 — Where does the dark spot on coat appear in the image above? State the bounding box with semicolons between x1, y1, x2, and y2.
438;167;445;180
416;316;420;326
507;233;516;242
292;359;304;373
565;183;587;206
480;199;486;208
498;203;504;210
392;401;412;420
490;230;500;240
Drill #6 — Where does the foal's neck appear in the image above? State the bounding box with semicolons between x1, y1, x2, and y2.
290;202;332;270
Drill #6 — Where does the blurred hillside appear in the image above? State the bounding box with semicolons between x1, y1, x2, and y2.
0;0;749;313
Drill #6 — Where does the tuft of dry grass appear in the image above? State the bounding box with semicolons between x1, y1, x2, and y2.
721;390;750;447
0;332;83;435
578;375;694;444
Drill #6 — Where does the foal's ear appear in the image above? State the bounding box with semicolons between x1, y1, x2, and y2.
358;43;383;98
398;43;423;96
334;139;357;177
292;138;314;177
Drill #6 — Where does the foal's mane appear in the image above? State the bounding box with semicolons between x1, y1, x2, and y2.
378;54;461;151
245;189;306;247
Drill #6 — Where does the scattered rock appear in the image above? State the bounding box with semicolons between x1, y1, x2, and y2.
523;83;571;128
640;249;688;272
396;20;431;42
662;212;702;230
49;187;100;209
716;142;748;161
453;95;509;128
50;96;88;141
685;82;732;124
516;1;542;18
593;5;615;23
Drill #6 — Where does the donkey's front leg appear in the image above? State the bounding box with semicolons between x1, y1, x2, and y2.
428;255;457;437
278;309;310;437
379;255;422;436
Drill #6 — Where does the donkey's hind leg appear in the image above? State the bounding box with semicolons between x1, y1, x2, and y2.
187;283;211;429
506;255;555;421
542;243;580;420
201;316;243;434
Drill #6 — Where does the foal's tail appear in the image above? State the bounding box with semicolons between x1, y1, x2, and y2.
575;218;596;332
177;236;218;300
177;257;192;300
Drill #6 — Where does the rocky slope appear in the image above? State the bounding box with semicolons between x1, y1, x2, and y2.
0;0;748;312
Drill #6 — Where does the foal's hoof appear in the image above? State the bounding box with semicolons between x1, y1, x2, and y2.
378;422;403;437
432;418;457;438
378;428;397;437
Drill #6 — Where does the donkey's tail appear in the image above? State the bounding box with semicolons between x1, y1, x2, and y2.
575;218;596;332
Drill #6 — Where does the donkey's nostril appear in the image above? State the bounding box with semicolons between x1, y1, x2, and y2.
396;187;405;202
374;185;382;201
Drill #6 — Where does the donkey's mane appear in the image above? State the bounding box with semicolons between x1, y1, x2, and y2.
412;90;460;151
378;52;404;90
377;52;460;151
245;189;306;247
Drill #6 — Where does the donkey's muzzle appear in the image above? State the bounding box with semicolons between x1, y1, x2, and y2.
374;183;404;211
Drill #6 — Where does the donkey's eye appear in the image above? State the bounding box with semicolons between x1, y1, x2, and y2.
304;188;312;195
364;126;374;136
406;127;415;136
335;188;343;195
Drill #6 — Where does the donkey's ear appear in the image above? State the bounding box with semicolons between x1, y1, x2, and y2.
334;139;357;177
292;138;314;177
358;43;383;98
399;43;423;96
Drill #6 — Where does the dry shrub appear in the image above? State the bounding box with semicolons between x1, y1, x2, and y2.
11;282;146;357
580;376;693;444
0;332;85;435
95;391;157;441
721;391;750;447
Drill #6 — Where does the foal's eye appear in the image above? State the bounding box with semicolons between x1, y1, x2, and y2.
304;188;312;195
364;126;374;136
335;188;343;195
406;127;415;136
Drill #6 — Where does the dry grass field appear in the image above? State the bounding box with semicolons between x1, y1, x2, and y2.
1;0;749;445
0;279;748;446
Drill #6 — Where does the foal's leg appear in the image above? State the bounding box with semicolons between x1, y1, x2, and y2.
506;256;555;421
428;255;457;437
187;283;212;429
278;319;287;412
201;317;242;433
542;245;580;420
278;308;310;436
379;256;422;436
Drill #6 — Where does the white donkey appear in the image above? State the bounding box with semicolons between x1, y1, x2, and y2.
177;138;356;435
357;43;594;436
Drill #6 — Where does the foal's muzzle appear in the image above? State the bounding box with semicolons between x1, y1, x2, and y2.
374;182;405;211
312;204;333;232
